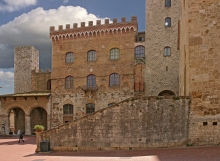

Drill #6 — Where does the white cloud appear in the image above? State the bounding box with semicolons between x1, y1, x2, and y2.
0;69;14;84
63;0;69;4
0;6;108;69
0;0;37;12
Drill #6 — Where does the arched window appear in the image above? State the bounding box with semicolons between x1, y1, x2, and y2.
165;0;171;7
110;48;120;60
165;17;171;27
109;73;120;86
86;103;95;114
66;52;74;63
63;104;73;114
164;47;171;56
87;74;96;87
47;79;51;90
135;46;145;58
65;76;73;89
87;50;96;61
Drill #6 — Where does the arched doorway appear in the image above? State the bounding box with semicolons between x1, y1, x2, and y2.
158;90;175;96
30;107;47;134
9;108;25;134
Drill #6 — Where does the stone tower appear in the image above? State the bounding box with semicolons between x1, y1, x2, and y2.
14;46;39;93
145;0;181;96
179;0;220;145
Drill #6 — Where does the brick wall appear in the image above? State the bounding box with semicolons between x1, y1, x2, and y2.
50;17;139;127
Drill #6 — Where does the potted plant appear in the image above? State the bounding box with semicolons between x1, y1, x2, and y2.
33;125;45;132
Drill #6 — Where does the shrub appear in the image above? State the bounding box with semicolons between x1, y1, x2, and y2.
33;125;45;132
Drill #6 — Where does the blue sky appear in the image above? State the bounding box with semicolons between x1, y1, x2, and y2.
0;0;145;94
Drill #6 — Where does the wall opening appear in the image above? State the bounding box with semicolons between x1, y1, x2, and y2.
158;90;175;96
30;107;47;134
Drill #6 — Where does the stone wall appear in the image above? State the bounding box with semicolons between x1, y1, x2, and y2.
14;46;39;94
185;0;220;145
41;96;190;151
145;0;180;96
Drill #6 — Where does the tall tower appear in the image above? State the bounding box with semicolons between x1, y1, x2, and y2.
14;46;39;93
145;0;181;96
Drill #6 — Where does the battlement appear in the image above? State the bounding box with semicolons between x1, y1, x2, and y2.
50;16;138;41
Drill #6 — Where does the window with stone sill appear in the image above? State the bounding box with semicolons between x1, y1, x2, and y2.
63;104;73;114
109;73;120;87
86;103;95;114
164;47;171;56
110;48;120;60
165;17;171;27
165;0;171;7
65;76;74;89
87;50;96;62
87;74;96;87
135;45;145;58
66;52;74;63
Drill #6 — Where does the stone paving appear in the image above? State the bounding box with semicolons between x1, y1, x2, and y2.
0;136;220;161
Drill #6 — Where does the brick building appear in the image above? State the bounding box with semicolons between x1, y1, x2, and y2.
0;17;146;135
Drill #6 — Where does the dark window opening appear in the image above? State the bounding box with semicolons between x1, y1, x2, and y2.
135;46;145;58
138;37;144;41
66;52;74;63
110;48;120;60
47;80;51;90
65;76;73;89
108;103;115;107
87;75;96;87
213;122;217;126
203;122;208;126
110;73;120;86
88;50;96;61
86;103;95;114
164;47;171;56
158;90;175;96
165;0;171;7
63;104;73;114
165;17;171;27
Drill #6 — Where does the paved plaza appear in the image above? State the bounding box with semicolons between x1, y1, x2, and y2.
0;136;220;161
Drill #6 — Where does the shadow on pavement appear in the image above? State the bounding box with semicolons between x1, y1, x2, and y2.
0;136;36;145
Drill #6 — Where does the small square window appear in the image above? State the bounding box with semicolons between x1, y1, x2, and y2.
203;122;208;126
213;122;217;126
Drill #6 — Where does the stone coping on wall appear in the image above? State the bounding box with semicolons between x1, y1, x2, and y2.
0;91;51;98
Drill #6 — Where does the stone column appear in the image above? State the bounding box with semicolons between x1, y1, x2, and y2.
1;115;9;135
25;114;31;135
35;131;42;153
